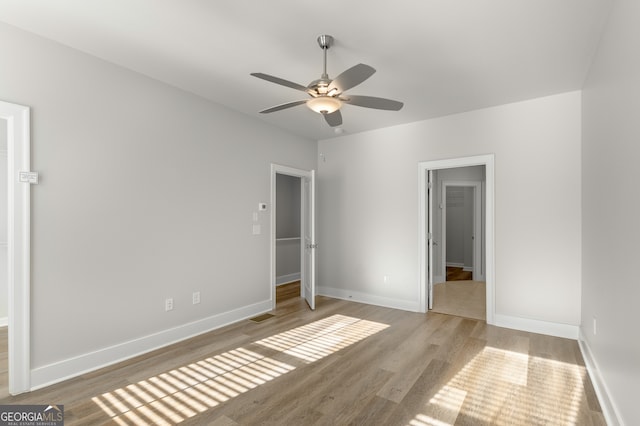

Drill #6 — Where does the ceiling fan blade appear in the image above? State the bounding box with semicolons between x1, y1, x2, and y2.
323;110;343;127
342;95;404;111
251;73;309;92
259;100;308;114
327;64;376;94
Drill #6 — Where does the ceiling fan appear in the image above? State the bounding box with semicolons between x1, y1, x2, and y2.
251;35;403;128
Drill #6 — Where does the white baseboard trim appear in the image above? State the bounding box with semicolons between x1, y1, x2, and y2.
578;330;623;426
493;313;579;339
446;262;464;268
434;275;445;284
276;273;301;286
462;266;473;272
30;299;273;391
0;317;7;327
317;286;420;312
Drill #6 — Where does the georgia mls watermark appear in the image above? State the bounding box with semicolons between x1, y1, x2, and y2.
0;405;64;426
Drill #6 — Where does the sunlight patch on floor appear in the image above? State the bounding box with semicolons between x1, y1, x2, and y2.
93;314;388;425
255;314;389;363
409;346;586;426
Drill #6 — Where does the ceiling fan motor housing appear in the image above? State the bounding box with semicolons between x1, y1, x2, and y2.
317;34;334;50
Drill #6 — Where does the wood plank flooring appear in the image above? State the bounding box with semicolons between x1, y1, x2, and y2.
432;281;486;321
446;267;473;282
0;297;604;425
276;281;300;303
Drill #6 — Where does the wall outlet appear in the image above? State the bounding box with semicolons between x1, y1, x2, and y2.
193;291;201;305
165;298;174;311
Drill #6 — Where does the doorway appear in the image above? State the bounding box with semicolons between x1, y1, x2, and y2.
442;180;483;282
418;155;495;324
274;173;302;305
0;100;31;395
270;165;316;311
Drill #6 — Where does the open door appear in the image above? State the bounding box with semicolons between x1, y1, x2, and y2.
427;170;434;310
302;170;316;310
271;164;317;311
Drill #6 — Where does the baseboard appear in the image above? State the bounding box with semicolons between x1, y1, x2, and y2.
493;313;579;339
317;286;420;312
0;317;7;327
446;262;464;268
276;272;301;286
462;266;473;272
30;299;273;391
578;330;624;426
434;275;445;284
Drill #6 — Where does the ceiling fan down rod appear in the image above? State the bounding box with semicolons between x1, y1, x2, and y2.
317;35;333;80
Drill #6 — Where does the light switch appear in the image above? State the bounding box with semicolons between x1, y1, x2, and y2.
252;212;258;222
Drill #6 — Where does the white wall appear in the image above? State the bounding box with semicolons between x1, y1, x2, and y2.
0;22;316;386
317;91;582;325
0;118;6;323
581;0;640;424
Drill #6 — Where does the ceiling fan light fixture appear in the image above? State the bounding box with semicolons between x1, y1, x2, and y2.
307;96;342;114
252;34;403;127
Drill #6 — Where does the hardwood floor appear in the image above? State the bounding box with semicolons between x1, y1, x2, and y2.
446;267;473;282
432;281;486;321
437;267;485;321
276;281;300;303
0;297;604;425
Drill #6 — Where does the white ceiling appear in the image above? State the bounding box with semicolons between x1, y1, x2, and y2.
0;0;612;140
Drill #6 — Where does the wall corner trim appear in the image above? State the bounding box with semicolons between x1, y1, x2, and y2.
493;313;579;339
30;300;273;391
578;330;624;426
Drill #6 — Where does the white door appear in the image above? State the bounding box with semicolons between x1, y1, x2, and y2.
428;170;434;310
302;171;316;309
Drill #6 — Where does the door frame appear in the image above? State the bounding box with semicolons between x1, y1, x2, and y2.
418;154;494;324
441;180;483;281
0;100;31;394
270;164;315;310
